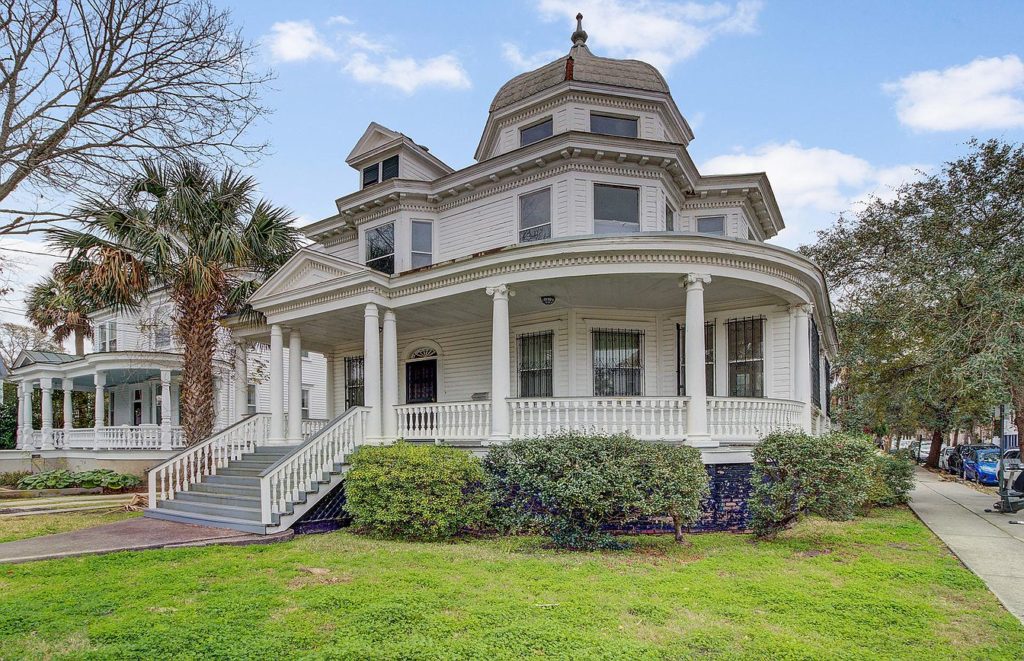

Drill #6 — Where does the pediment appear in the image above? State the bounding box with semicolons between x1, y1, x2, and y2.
250;249;369;303
346;122;402;165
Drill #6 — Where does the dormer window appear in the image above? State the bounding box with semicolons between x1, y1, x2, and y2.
365;222;395;274
590;112;638;138
520;118;553;147
361;155;400;188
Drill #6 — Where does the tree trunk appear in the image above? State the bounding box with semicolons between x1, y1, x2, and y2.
671;513;686;544
951;428;960;447
74;330;84;356
926;429;944;468
1012;387;1024;449
176;291;218;446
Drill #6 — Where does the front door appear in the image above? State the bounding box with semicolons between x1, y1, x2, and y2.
406;359;437;404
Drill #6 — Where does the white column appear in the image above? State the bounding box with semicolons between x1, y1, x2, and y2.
234;343;248;422
791;304;813;433
16;382;29;449
63;379;73;430
269;324;285;444
93;371;105;450
287;329;303;443
40;377;54;450
324;351;336;419
160;369;173;450
381;310;398;440
683;274;715;447
487;285;513;442
363;304;382;440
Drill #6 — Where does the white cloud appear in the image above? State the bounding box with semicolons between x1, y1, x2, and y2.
502;43;565;72
517;0;762;71
326;15;353;26
344;53;471;95
885;55;1024;131
348;33;388;54
702;141;926;247
265;21;338;62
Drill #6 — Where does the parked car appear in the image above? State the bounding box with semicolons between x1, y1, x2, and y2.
913;440;939;463
963;447;1001;485
937;446;956;472
948;444;999;477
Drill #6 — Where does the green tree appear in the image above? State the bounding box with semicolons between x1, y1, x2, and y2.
25;276;94;355
48;160;302;445
802;139;1022;466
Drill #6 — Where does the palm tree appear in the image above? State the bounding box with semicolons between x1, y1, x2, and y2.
48;160;302;446
26;275;94;355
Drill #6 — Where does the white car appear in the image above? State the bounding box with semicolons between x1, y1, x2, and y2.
937;447;955;472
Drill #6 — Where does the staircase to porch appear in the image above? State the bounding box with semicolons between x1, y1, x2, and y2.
145;409;369;535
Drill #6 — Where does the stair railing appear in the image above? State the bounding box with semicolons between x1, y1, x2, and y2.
148;413;271;507
258;407;369;525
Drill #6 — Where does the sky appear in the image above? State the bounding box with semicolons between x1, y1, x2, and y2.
3;0;1024;328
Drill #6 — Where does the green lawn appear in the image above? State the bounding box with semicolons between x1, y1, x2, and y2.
0;508;1020;659
0;510;140;544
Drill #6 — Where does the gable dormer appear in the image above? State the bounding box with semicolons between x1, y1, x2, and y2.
346;122;454;190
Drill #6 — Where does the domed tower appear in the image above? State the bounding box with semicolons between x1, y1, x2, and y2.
475;13;694;162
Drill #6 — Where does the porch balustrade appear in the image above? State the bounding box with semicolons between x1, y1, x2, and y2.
510;397;689;440
396;402;491;440
706;397;803;441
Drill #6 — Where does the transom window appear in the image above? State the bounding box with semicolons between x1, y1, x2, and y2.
590;112;638;138
520;118;553;146
246;384;257;415
592;329;644;396
697;215;726;236
519;188;552;242
727;317;765;398
677;321;716;396
411;220;433;269
810;318;821;408
365;222;395;275
344;356;365;409
517;331;553;397
362;155;399;188
594;184;639;234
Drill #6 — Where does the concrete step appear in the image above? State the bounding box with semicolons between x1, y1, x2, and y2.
204;474;259;487
145;508;273;535
249;445;300;457
173;490;261;508
226;460;278;470
215;467;264;477
190;482;260;497
157;498;271;523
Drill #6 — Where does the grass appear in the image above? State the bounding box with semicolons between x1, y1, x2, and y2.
0;508;1021;659
0;510;140;544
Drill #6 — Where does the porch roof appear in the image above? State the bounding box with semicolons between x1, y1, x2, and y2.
9;350;191;389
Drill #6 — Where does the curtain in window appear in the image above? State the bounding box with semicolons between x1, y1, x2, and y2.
727;317;764;398
345;356;365;409
517;331;553;397
677;321;715;396
592;329;644;396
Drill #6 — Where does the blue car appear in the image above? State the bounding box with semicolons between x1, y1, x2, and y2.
963;447;1001;485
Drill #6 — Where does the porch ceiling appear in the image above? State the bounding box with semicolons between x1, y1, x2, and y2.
264;272;792;351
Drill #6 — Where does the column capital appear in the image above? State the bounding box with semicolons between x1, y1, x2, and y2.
39;377;53;390
364;302;379;317
680;273;712;289
485;284;515;299
789;302;814;316
382;309;396;322
94;370;106;387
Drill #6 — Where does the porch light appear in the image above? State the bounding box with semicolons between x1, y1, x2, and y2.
541;295;556;305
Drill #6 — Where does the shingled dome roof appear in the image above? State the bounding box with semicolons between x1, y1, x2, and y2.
489;14;671;112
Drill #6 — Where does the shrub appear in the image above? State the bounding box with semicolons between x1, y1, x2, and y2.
16;469;140;491
484;432;710;550
750;431;875;539
344;442;490;541
0;471;31;488
866;451;915;507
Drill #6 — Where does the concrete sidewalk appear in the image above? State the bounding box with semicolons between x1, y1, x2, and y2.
0;517;292;564
909;467;1024;623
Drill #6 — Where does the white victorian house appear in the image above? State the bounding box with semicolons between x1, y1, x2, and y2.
4;287;328;475
144;17;838;534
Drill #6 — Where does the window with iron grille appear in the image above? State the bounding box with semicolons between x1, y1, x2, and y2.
810;318;821;408
517;331;553;397
592;329;644;396
344;356;364;409
365;222;395;274
824;358;832;418
677;321;715;396
727;317;765;398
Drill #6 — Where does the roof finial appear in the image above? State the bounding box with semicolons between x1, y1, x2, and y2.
571;12;587;46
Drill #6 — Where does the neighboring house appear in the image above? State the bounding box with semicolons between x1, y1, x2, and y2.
146;18;839;534
5;286;327;472
999;405;1019;451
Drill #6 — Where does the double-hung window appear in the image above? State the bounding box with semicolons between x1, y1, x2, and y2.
246;384;257;415
517;331;553;397
301;388;311;420
666;204;675;231
96;321;117;352
520;118;553;146
519;188;551;242
594;184;639;234
592;329;644;396
365;222;395;274
590;113;638;137
153;305;172;349
677;321;716;396
810;318;821;408
345;356;365;409
362;155;399;188
727;317;765;397
411;220;433;268
697;215;726;236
